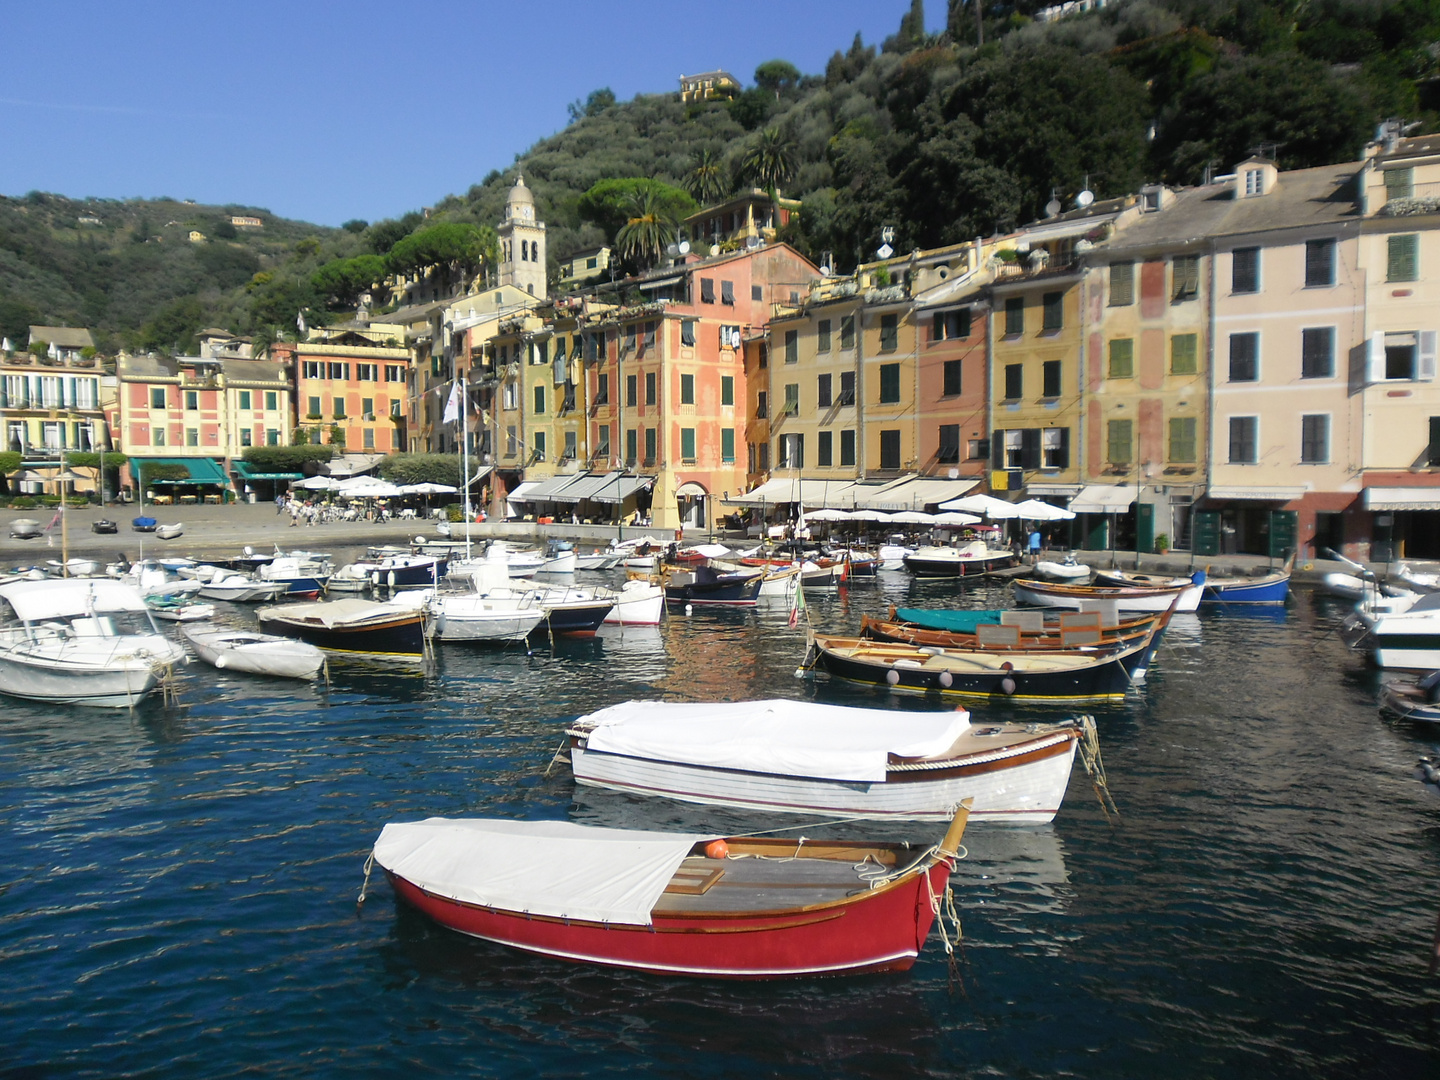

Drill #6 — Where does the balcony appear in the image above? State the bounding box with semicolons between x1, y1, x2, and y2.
1379;181;1440;217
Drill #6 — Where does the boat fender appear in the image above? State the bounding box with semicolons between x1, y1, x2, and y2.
388;570;397;589
1000;661;1016;696
938;671;953;689
886;668;901;685
214;655;227;669
685;603;693;616
705;840;729;860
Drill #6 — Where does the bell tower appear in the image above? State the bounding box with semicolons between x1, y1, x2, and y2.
497;174;547;299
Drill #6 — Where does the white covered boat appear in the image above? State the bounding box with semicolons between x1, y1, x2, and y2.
145;596;216;622
568;698;1085;823
601;579;665;625
0;579;187;707
194;568;288;603
182;626;327;679
427;592;545;642
1033;555;1091;582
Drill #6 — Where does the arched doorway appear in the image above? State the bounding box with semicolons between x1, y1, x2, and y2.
676;481;708;529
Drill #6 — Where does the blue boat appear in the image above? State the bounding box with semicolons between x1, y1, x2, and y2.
1200;555;1292;605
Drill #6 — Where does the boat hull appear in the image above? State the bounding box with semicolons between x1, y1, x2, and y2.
809;636;1139;703
571;737;1076;823
903;550;1015;577
383;860;951;979
1201;575;1290;604
664;572;763;607
602;584;665;625
258;610;426;657
0;646;172;707
1014;579;1202;613
184;630;326;679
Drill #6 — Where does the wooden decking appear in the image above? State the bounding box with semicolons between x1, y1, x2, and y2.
653;853;884;915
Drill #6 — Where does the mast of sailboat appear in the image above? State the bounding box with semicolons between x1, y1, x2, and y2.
60;440;69;574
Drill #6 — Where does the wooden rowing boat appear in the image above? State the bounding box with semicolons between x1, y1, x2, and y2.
370;804;972;979
568;697;1083;823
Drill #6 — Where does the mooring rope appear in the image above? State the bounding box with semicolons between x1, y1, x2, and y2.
1076;714;1119;821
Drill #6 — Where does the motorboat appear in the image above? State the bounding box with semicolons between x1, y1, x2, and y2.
91;519;118;535
182;626;327;679
574;547;625;571
601;579;665;626
805;632;1148;703
1033;554;1091;582
193;567;288;603
145;596;216;622
367;804;972;979
903;540;1015;578
0;578;187;707
258;551;333;598
1340;590;1440;670
257;597;426;658
334;553;447;590
567;698;1086;824
426;591;545;643
113;558;204;599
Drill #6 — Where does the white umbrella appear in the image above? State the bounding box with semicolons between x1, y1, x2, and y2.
845;510;893;522
806;508;850;521
932;512;981;527
296;475;340;491
402;482;458;495
940;493;1022;519
1013;498;1075;521
889;510;937;525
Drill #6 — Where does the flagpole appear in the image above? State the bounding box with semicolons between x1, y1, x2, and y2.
459;377;472;560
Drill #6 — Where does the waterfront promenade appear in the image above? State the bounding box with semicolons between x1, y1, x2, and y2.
0;501;1417;585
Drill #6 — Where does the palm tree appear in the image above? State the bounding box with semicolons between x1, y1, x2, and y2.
615;189;676;270
740;127;796;198
683;147;727;206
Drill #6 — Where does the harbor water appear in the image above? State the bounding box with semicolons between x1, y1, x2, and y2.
2;571;1439;1077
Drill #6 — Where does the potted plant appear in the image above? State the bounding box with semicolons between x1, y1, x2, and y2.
1154;533;1170;555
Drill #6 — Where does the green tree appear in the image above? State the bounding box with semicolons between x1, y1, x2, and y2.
377;453;465;486
367;212;424;255
312;255;388;308
577;179;696;242
342;219;369;234
568;87;616;122
682;148;729;206
385;222;497;278
213;218;238;240
615;189;679;270
740;127;797;195
754;59;802;97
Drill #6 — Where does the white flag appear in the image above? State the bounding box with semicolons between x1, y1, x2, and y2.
443;379;462;425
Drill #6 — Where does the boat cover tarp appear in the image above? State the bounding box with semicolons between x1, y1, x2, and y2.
0;578;150;621
579;698;972;783
372;817;709;926
893;607;1007;633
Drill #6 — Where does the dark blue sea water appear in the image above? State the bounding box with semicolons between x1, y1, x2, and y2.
2;572;1439;1078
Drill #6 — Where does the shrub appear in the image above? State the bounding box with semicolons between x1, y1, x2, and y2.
10;496;37;508
242;445;335;470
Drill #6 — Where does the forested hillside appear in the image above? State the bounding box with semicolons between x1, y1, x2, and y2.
5;0;1440;356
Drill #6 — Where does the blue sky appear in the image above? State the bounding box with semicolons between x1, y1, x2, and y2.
1;0;940;227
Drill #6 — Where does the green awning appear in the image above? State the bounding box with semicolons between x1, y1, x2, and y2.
232;460;303;481
130;457;229;485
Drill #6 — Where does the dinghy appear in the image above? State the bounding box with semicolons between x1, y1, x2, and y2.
182;626;327;679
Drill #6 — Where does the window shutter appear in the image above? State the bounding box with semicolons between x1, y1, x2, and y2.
932;313;944;342
1420;331;1438;380
992;431;1006;470
1388;234;1418;281
1055;427;1070;469
1367;331;1386;383
1020;428;1041;470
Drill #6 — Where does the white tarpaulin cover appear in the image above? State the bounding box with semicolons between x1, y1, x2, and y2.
579;698;973;783
372;817;708;926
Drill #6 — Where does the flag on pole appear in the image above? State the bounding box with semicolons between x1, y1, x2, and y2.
788;579;806;628
442;379;463;425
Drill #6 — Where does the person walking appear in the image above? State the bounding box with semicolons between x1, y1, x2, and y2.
1028;528;1042;564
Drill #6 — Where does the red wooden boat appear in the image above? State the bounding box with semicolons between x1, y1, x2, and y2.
368;804;971;979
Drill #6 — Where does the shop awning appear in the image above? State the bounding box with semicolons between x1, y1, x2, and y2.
511;474;587;501
130;457;228;485
232;460;303;481
548;472;620;503
853;476;979;511
1069;484;1138;514
590;474;654;504
1206;486;1306;502
1364;487;1440;511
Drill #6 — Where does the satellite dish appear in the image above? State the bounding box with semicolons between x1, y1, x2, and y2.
745;236;761;250
1075;189;1094;208
666;242;679;257
1045;197;1062;218
678;240;690;255
876;243;894;260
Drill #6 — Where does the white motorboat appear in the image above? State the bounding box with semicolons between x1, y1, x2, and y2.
601;579;665;625
113;558;205;599
427;591;545;642
258;551;333;598
568;698;1086;824
574;548;625;571
1033;555;1091;582
194;569;289;603
145;597;216;622
1341;590;1440;670
182;626;327;679
903;540;1016;578
0;578;187;707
